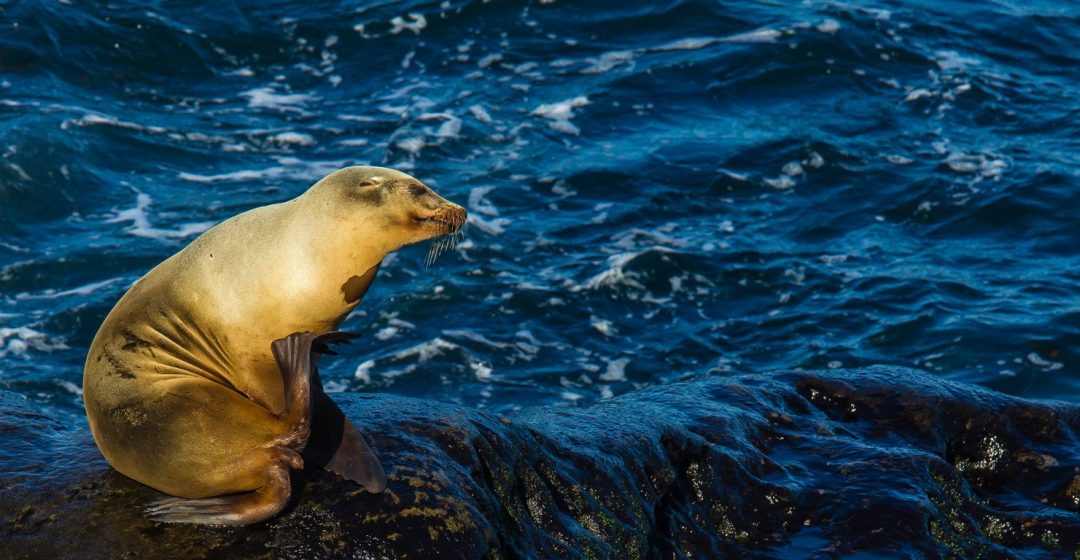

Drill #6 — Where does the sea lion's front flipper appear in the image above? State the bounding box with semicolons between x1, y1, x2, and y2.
270;331;359;420
305;388;387;494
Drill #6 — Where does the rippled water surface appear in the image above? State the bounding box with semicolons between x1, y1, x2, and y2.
2;0;1079;424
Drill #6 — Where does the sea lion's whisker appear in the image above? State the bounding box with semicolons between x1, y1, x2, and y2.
425;240;437;267
427;234;449;267
422;209;469;268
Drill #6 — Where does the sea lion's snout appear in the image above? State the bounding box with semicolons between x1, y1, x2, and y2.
414;203;467;235
416;199;467;267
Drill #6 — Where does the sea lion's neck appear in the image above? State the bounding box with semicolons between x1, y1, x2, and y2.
279;199;391;328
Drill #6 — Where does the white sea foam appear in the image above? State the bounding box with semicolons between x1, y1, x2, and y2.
389;13;427;34
61;113;168;134
531;96;589;135
471;361;493;381
723;28;781;43
515;338;540;357
765;175;795;190
354;359;376;384
395;136;426;154
532;96;588;121
178;158;345;184
240;87;314;111
1026;352;1063;370
6;162;31;182
166;131;235;148
375;327;399;341
612;229;688;251
321;379;348;393
469;104;493;123
179;169;277;183
580;251;646;291
436;117;461;138
0;327;68;358
468;215;510;236
598;357;630;382
516;330;542;346
418;112;463;139
224;67;255;77
782;161;804;176
444;329;511;351
652;37;721;52
17;278;120;300
904;88;934;102
934;50;980;71
477;53;503;68
513;61;539;74
269;131;316;146
544;120;576;135
816;19;841;34
391;337;459;363
0;240;29;253
338;114;378;123
944;151;1008;178
590;316;616;336
107;193;214;240
468;186;500;217
389;317;417;330
58;380;83;396
581;50;635;74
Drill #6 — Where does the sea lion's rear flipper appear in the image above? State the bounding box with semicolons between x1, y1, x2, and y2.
147;491;282;526
147;445;303;525
326;409;387;494
305;388;387;494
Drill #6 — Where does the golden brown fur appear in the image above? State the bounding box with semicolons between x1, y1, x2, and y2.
83;166;466;524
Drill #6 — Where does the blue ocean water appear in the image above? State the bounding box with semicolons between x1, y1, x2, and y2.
1;0;1078;428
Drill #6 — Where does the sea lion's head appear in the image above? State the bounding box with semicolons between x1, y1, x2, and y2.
306;166;468;251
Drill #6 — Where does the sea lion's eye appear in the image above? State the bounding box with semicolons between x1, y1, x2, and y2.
408;184;428;198
349;179;383;205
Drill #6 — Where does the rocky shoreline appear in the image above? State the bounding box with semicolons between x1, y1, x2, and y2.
3;366;1079;559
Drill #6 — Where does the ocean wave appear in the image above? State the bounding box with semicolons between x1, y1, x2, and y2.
0;0;1077;419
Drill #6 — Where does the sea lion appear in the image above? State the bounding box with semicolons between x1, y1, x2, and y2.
82;166;467;525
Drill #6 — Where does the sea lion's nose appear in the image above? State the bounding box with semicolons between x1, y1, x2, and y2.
446;203;467;231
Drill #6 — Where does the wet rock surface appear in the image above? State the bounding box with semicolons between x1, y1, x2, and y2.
3;366;1079;559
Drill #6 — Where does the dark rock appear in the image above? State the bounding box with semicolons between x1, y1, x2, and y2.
2;366;1079;559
